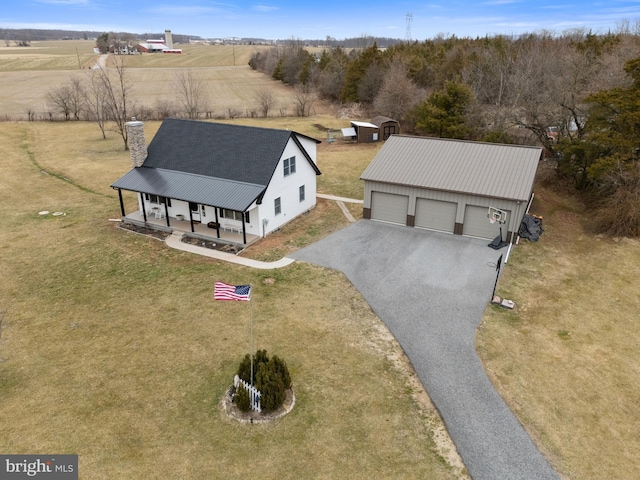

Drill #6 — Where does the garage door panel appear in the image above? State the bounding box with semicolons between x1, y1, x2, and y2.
415;198;457;233
371;192;408;225
463;205;510;240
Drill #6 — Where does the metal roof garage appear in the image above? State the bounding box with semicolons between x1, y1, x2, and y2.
360;135;542;243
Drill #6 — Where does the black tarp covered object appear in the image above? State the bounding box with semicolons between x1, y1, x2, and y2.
519;214;544;241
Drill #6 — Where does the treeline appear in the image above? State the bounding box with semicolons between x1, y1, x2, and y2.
249;30;640;236
0;28;199;43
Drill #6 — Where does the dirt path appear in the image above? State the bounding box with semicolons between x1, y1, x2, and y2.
92;54;108;70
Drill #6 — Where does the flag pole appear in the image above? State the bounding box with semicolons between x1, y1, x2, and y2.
250;285;253;387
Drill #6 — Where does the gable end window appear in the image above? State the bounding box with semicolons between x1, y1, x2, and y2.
274;197;281;216
299;185;305;202
283;156;296;177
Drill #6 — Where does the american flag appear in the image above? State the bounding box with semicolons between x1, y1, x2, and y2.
214;282;251;301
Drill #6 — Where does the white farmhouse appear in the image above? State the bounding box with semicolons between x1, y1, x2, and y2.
111;118;321;246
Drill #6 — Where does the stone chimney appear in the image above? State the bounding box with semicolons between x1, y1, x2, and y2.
126;118;147;168
165;29;173;49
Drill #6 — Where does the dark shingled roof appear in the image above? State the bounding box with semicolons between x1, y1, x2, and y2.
111;118;321;210
142;118;320;185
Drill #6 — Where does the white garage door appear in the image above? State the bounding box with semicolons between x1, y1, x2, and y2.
415;198;457;233
463;205;511;240
371;192;409;225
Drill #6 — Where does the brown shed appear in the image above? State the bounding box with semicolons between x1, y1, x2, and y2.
350;121;380;143
370;116;400;140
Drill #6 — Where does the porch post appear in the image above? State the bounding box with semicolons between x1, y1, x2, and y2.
188;209;195;233
117;189;125;217
140;193;147;222
241;213;247;244
214;208;220;238
164;202;170;227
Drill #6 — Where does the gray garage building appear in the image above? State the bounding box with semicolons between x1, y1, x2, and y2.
360;135;542;242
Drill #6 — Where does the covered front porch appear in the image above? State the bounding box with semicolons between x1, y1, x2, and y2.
123;211;260;247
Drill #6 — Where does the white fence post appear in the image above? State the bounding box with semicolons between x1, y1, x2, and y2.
233;375;261;412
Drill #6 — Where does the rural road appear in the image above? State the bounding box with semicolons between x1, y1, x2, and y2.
92;54;108;69
290;221;559;480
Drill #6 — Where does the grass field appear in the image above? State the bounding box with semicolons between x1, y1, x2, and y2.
477;167;640;479
0;41;328;121
0;120;466;479
0;41;266;70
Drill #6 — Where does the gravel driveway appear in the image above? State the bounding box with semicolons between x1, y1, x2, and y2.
290;220;558;480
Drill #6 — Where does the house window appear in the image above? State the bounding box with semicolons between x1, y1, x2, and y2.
145;194;170;206
244;211;250;223
299;185;305;202
222;209;246;222
274;197;281;216
283;156;296;176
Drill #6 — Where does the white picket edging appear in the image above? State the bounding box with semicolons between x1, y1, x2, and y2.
234;375;261;412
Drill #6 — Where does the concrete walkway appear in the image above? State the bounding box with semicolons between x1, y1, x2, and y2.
165;232;295;269
164;194;363;263
317;193;363;203
317;193;361;223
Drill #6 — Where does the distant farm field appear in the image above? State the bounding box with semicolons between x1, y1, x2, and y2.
0;41;330;121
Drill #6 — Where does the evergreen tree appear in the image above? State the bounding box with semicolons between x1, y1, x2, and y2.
340;43;382;103
412;81;475;139
556;56;640;235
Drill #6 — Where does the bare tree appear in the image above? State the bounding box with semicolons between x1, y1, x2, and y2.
68;77;84;120
292;87;316;117
254;87;276;117
46;83;74;121
373;57;425;121
93;56;135;149
46;76;85;121
154;99;179;119
82;69;108;138
173;69;209;119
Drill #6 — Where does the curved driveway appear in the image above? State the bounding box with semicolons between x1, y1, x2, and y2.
290;221;558;480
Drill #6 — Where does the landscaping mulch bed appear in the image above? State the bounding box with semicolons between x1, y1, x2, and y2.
118;222;171;241
117;222;244;254
180;236;243;254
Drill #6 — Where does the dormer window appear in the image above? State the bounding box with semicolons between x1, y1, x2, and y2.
283;156;296;176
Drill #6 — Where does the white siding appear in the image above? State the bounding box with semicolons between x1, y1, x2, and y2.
260;138;317;236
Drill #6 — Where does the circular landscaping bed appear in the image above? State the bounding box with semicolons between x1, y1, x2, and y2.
221;387;295;424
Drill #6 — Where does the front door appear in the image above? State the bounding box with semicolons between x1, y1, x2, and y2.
189;202;201;222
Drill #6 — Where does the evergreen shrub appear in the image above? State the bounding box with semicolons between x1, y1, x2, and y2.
235;350;292;412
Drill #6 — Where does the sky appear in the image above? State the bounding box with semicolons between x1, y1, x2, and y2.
3;0;640;41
